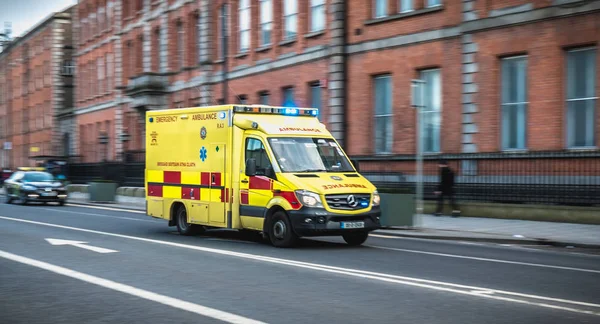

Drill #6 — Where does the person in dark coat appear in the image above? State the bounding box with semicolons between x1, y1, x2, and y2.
435;159;460;217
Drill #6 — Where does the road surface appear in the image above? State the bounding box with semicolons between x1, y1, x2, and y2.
0;202;599;324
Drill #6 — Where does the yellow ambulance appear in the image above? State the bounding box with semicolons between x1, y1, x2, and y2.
144;104;381;247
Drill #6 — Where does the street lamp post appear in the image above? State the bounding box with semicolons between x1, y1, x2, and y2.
411;79;426;228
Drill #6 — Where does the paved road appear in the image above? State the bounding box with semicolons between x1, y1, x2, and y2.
0;203;599;324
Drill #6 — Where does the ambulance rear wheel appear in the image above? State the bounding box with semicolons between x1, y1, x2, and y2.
269;211;298;248
176;205;203;236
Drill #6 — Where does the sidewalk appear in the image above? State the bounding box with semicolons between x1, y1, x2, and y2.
58;195;600;249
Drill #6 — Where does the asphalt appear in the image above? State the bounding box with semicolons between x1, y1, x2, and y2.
0;203;599;324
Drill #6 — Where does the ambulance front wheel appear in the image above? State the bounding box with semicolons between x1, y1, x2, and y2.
342;231;369;246
268;210;298;248
176;205;204;236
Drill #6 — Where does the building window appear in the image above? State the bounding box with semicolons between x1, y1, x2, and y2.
239;0;251;52
282;87;294;105
107;2;114;27
283;0;298;40
310;0;326;32
374;0;387;18
567;48;597;148
420;69;442;153
62;60;75;76
310;82;322;120
400;0;413;13
501;56;528;150
106;53;113;93
218;4;229;60
238;94;248;104
97;57;105;95
259;91;269;105
373;75;392;154
177;21;184;69
427;0;442;7
260;0;272;46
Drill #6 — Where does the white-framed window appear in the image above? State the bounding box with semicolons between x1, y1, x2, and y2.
177;21;184;69
373;75;393;154
107;1;114;27
566;47;597;148
218;4;229;59
310;0;326;32
420;69;442;153
260;0;272;46
310;82;322;121
400;0;413;13
283;0;298;40
239;0;251;52
427;0;442;7
374;0;387;18
501;56;528;150
238;94;248;104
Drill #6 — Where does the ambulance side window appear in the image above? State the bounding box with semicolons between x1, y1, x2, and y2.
245;138;273;176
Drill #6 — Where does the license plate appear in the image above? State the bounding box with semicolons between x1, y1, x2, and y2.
340;221;365;229
42;192;56;196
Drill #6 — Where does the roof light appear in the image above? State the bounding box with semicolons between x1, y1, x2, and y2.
233;105;319;117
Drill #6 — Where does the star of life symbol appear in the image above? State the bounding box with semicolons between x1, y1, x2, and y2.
200;147;207;162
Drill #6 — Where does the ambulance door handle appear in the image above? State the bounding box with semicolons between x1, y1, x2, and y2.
241;180;248;184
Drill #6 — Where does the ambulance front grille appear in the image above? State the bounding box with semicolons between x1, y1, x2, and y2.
325;194;371;210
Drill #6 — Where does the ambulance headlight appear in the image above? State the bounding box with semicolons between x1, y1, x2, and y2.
295;190;323;208
372;190;380;206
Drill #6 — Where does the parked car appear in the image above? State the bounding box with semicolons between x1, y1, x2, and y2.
4;169;68;206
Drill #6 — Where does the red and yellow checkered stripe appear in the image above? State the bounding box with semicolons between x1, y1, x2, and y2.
146;170;232;203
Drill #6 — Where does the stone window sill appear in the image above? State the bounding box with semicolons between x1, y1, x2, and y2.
305;30;325;39
365;6;445;26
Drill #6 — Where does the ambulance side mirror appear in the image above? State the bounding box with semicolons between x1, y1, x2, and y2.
351;159;360;172
245;158;257;177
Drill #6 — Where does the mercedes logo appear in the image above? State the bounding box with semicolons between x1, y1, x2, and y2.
346;195;358;207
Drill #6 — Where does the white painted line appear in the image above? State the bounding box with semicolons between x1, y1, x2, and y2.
0;249;266;324
42;208;160;223
0;215;598;317
46;238;119;254
65;203;146;214
368;245;600;274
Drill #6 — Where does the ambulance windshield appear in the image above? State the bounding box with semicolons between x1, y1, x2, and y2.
268;137;355;173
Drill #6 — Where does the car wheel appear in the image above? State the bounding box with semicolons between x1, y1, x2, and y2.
268;211;298;248
5;194;12;204
176;205;203;236
342;231;369;246
19;194;28;205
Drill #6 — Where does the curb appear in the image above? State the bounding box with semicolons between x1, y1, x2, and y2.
66;200;145;212
373;229;600;249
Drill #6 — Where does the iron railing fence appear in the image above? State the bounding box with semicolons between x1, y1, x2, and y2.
354;150;600;207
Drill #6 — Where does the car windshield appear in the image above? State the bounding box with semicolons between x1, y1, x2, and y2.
23;172;55;182
268;137;355;173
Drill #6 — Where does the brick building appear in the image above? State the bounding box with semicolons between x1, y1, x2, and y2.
0;6;75;169
73;0;599;165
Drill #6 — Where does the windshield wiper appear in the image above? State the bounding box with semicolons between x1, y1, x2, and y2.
296;169;328;173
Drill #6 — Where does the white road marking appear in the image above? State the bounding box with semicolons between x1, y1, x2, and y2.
45;238;119;254
0;249;266;324
65;203;146;214
41;208;160;223
0;215;599;317
368;245;600;274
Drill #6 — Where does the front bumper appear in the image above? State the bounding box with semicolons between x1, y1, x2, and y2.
288;206;381;237
23;189;68;202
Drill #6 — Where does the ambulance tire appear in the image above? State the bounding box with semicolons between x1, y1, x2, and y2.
269;211;298;248
342;231;369;246
176;205;203;236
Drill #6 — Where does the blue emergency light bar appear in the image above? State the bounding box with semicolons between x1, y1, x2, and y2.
233;105;319;117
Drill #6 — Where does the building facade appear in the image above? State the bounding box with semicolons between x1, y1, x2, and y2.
0;6;75;169
73;0;599;166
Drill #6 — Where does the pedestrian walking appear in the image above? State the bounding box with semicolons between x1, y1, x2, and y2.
434;159;460;217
